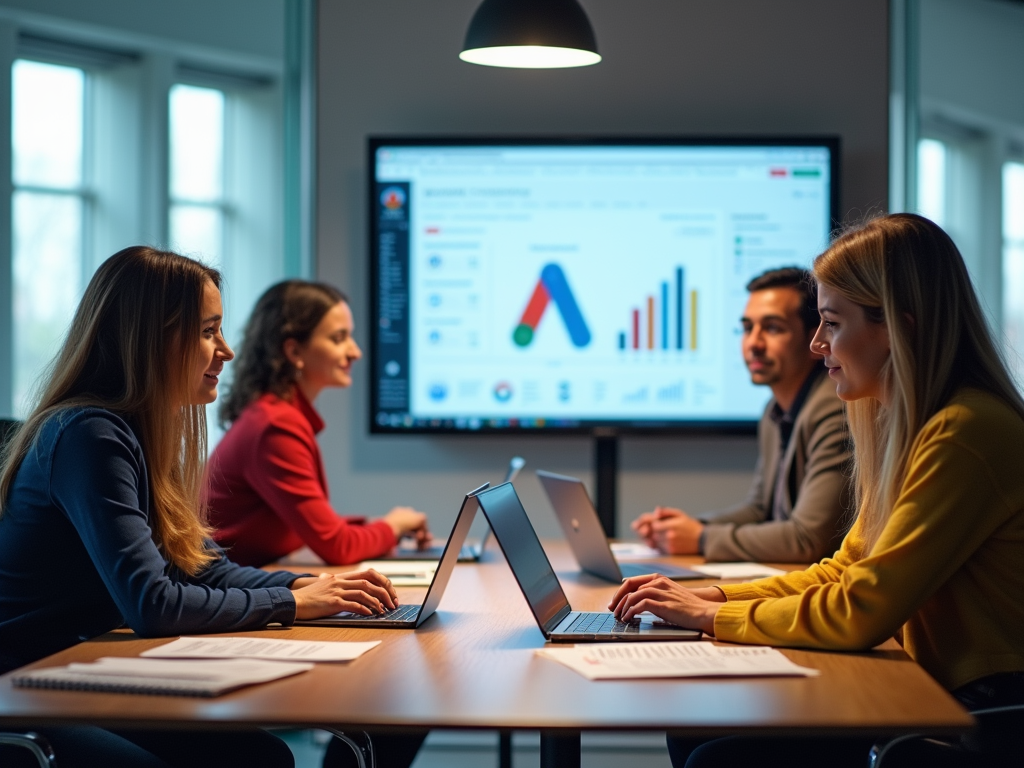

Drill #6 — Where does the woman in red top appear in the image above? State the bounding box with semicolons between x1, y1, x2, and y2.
208;280;430;566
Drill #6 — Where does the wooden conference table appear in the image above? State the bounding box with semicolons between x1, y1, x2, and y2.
0;542;972;767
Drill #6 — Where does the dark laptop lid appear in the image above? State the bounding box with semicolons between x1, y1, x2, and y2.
536;470;622;582
475;483;571;634
414;483;488;625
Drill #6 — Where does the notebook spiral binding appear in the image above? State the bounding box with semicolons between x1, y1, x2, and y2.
12;673;222;697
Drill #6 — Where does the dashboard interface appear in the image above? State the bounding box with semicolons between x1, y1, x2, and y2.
370;140;836;433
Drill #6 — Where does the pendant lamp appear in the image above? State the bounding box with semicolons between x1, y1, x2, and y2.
460;0;601;69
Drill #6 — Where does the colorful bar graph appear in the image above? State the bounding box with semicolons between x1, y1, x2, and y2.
618;266;696;353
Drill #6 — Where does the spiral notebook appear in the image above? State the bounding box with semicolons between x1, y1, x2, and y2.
12;656;313;698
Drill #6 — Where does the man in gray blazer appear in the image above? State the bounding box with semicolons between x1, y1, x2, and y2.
633;267;850;563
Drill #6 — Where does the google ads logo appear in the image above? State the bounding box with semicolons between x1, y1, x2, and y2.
513;263;591;348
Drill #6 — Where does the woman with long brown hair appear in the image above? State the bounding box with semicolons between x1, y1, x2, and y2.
207;280;430;567
0;247;399;767
611;214;1024;767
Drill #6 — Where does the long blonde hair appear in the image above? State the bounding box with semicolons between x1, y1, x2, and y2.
0;246;220;575
814;213;1024;550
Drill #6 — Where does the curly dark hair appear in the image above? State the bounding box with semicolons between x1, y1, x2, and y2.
218;280;347;427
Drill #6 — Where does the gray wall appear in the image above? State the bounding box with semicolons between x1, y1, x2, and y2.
315;0;889;539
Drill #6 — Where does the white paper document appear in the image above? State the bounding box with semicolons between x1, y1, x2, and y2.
610;542;663;559
690;563;788;580
13;656;313;697
536;641;820;681
143;636;380;663
360;560;437;586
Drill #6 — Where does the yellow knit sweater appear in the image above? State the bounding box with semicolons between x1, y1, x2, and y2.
714;388;1024;691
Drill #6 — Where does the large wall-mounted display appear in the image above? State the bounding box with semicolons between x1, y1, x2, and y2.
370;137;838;434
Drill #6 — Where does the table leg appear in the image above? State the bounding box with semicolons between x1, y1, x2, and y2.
540;730;581;768
498;730;512;768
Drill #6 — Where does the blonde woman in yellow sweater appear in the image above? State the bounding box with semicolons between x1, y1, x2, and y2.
611;213;1024;767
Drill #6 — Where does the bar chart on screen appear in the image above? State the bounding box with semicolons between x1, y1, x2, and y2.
617;266;700;352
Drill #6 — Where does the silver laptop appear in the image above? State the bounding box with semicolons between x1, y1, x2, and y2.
294;483;487;628
381;456;525;562
536;470;706;583
476;483;702;642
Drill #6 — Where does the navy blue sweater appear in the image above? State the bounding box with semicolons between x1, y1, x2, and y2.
0;408;301;674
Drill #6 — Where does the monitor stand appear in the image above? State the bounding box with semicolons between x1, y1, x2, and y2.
593;432;617;537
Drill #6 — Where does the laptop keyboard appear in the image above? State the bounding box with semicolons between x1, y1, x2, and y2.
565;612;640;634
338;603;420;622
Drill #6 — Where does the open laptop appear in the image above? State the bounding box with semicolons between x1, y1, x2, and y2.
476;483;702;642
536;470;705;582
380;456;525;562
294;483;487;628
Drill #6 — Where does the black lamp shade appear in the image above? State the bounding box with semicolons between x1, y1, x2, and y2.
461;0;601;68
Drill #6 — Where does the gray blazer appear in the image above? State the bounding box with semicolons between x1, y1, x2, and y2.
698;373;852;563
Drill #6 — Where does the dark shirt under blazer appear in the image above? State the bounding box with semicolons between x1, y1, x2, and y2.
0;408;300;674
698;373;852;563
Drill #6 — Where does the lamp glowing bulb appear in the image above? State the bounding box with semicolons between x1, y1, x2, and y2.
461;0;601;70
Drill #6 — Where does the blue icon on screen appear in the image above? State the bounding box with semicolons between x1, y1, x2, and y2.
493;382;513;403
429;383;448;401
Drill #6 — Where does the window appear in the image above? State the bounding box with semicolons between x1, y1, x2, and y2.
168;84;227;267
1;22;301;423
1003;161;1024;385
11;60;88;416
916;137;947;226
167;80;285;444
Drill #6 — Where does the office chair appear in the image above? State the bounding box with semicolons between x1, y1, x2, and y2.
870;704;1024;767
325;729;375;768
0;732;58;768
0;423;55;768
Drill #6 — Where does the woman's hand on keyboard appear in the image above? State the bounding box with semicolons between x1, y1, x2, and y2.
608;574;722;635
291;569;399;619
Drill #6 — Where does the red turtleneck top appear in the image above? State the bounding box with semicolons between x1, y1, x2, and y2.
207;388;396;566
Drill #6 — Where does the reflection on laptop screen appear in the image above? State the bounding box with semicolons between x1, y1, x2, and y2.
476;483;569;629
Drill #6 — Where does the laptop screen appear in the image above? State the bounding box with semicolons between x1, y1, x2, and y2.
476;483;570;630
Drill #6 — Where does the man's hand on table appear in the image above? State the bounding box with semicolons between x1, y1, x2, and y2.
631;506;705;555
